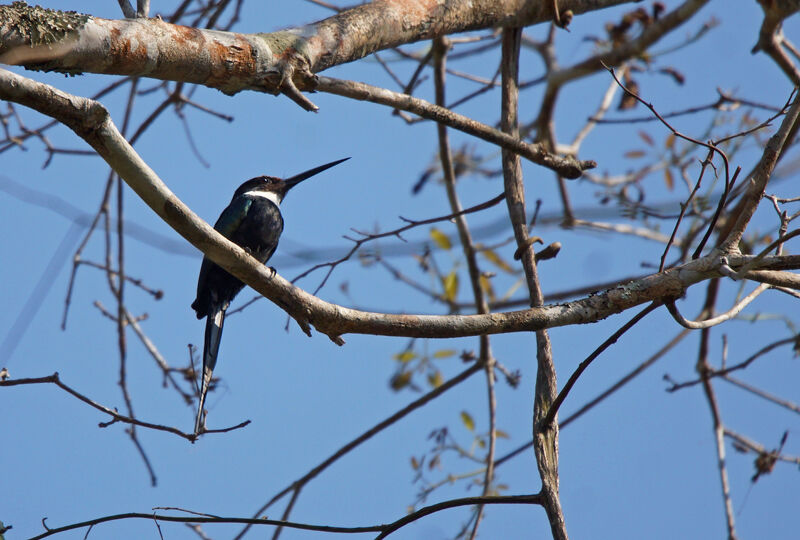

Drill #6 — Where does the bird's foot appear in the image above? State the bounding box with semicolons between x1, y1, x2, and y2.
267;266;277;278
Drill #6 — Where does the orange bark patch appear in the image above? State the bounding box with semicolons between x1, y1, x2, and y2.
106;25;150;73
205;35;257;91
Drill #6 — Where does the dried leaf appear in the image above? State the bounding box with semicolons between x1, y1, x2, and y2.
460;410;475;431
617;75;639;110
430;227;452;250
659;66;685;85
410;456;419;470
664;168;674;191
665;133;675;150
624;149;647;159
638;131;654;146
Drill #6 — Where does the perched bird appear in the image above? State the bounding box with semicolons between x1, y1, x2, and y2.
191;157;349;434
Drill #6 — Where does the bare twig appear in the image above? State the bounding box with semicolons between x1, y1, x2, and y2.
542;302;660;427
697;324;738;539
0;373;248;440
234;361;483;539
317;76;594;178
665;283;770;330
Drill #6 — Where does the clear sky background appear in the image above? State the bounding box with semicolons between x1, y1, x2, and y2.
1;1;799;539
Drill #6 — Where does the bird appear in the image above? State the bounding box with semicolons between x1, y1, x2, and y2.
191;157;349;435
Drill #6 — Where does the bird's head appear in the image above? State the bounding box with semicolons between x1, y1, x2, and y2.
232;157;350;205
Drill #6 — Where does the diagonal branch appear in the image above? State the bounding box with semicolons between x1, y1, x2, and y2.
719;95;800;252
316;76;594;178
2;68;799;342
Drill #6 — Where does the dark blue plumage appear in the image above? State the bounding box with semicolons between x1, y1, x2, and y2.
191;158;349;435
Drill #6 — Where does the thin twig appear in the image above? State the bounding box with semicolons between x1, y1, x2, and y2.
233;361;483;539
665;283;770;330
542;302;660;427
0;373;248;440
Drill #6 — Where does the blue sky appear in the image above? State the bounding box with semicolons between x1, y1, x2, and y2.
1;1;799;539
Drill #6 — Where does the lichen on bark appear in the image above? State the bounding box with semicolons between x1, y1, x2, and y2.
1;1;90;46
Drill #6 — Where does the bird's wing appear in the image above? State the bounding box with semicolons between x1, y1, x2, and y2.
192;197;253;319
213;196;253;237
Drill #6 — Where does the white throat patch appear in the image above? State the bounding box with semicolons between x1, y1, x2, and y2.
244;190;281;206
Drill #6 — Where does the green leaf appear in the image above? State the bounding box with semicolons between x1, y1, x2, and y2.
430;227;452;250
460;410;475;431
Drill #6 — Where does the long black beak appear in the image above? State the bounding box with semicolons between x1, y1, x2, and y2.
283;157;350;192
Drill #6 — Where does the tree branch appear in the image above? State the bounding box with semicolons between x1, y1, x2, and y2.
1;68;799;342
0;0;638;102
316;76;594;178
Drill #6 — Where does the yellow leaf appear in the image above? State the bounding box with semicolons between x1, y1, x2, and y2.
495;429;510;439
479;274;496;302
393;351;417;363
432;349;456;359
430;227;452;250
664;168;674;191
665;133;676;150
427;371;443;388
460;410;475;431
442;271;459;302
481;248;514;273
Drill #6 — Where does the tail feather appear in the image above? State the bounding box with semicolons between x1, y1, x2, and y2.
194;306;226;434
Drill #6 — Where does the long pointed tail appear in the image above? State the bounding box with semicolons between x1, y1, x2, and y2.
195;305;226;434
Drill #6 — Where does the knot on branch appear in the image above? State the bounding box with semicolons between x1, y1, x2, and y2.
262;61;319;111
555;157;596;179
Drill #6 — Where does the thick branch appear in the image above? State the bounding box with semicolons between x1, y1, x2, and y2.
0;0;636;99
1;68;798;342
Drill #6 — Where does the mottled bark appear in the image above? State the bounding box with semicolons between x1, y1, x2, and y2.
0;0;636;98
